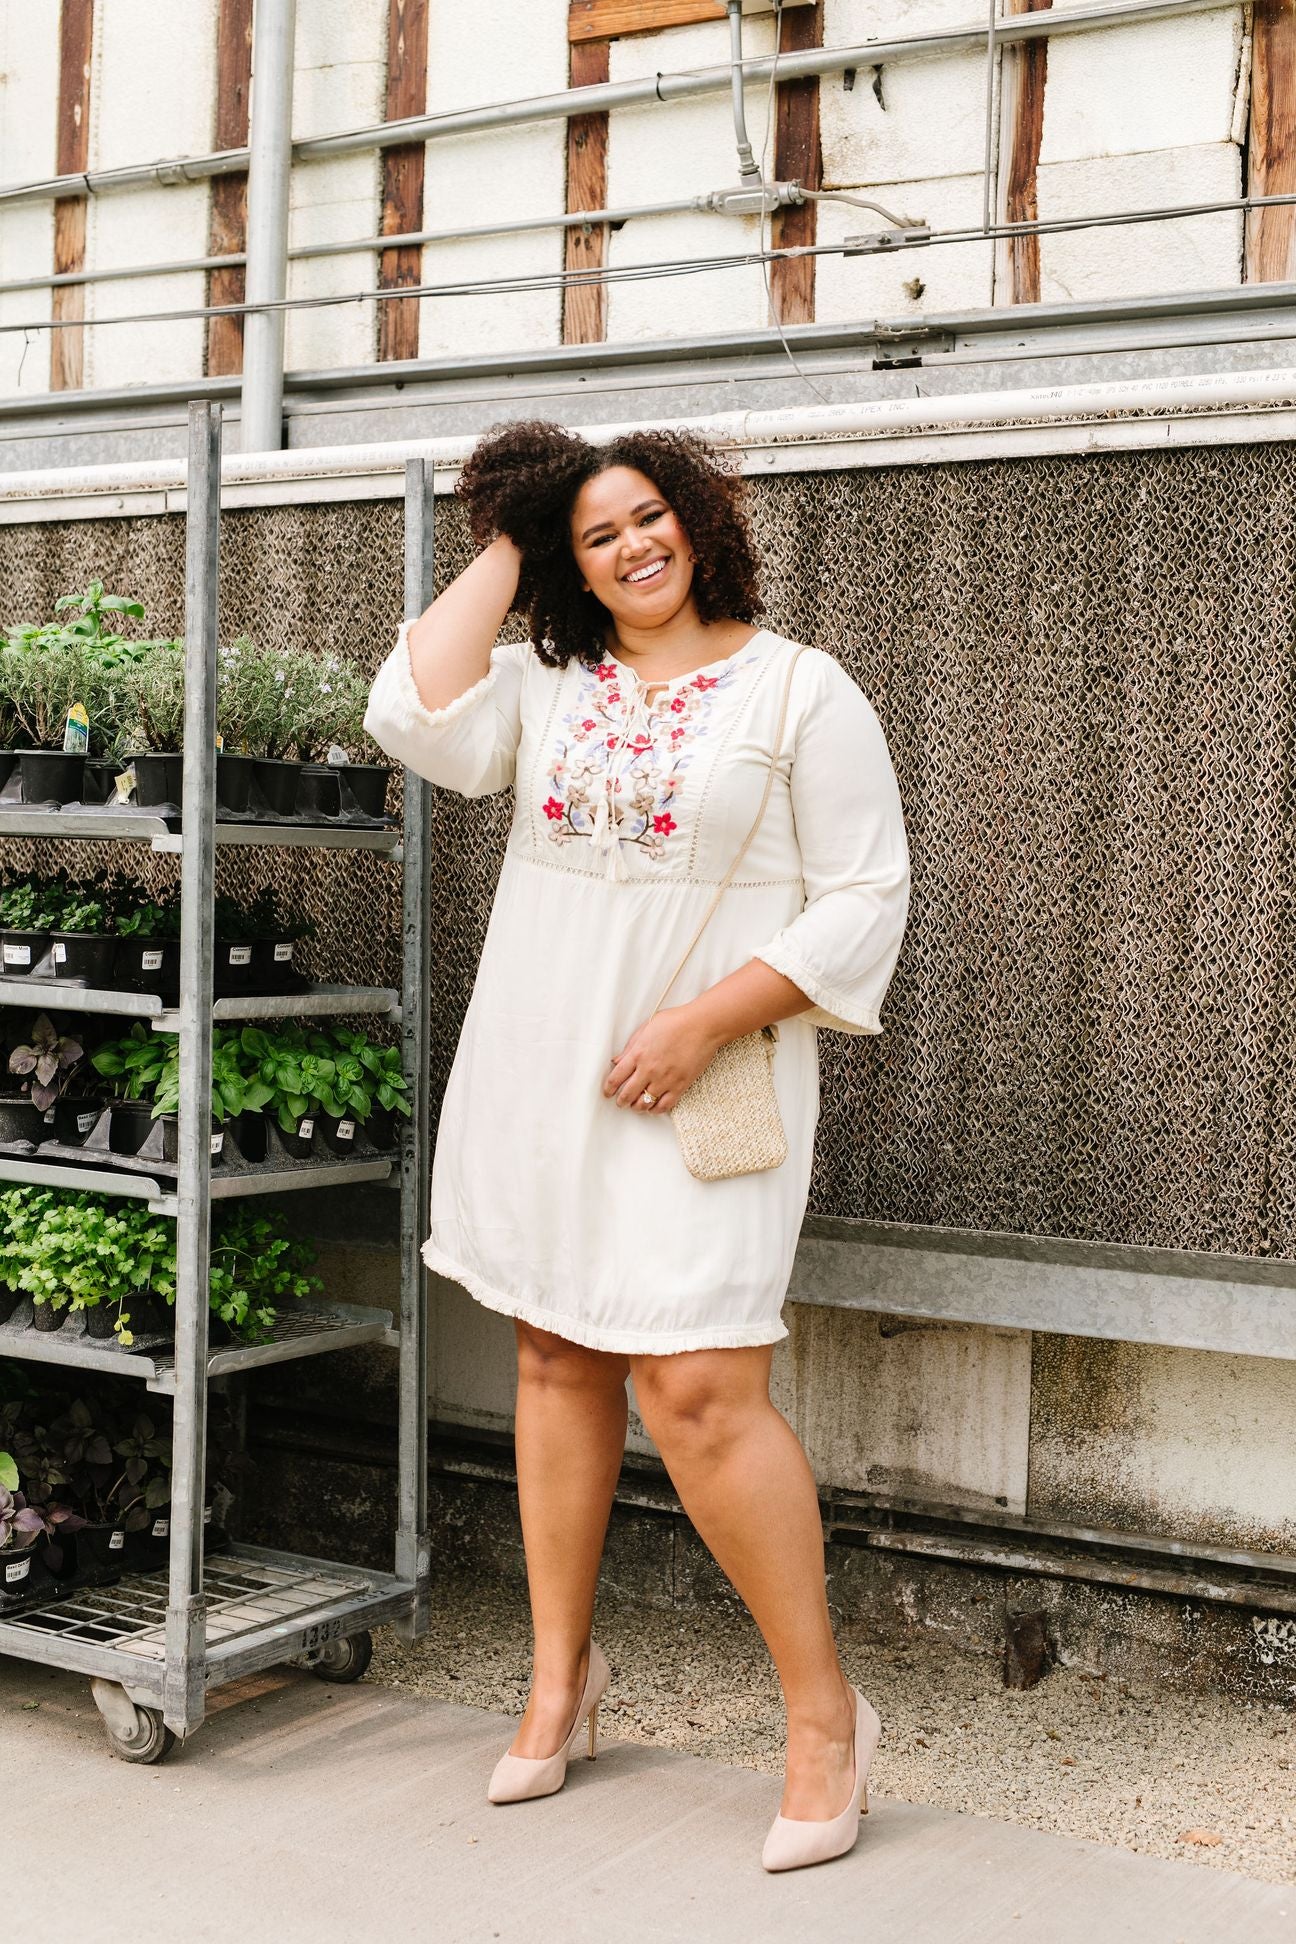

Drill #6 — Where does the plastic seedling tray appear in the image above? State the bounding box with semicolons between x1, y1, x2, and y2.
14;1103;397;1181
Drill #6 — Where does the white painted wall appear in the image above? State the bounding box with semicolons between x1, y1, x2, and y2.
0;0;58;395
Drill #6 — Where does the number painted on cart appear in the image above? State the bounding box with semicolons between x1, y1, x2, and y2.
300;1619;344;1650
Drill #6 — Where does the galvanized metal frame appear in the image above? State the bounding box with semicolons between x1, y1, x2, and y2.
0;399;433;1745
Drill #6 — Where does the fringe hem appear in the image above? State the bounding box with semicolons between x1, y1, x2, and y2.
421;1242;789;1357
751;943;882;1037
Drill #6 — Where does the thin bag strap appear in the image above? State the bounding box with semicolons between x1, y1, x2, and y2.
650;643;810;1017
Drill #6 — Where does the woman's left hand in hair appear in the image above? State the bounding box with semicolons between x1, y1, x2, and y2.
603;1005;724;1114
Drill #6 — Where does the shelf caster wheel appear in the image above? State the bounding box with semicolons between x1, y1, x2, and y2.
304;1630;373;1684
90;1679;176;1764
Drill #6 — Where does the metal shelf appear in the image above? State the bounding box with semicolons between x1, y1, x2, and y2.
0;1545;416;1699
0;978;400;1029
0;809;399;853
0;1151;394;1214
0;1297;396;1393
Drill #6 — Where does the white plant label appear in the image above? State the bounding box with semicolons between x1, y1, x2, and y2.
336;1119;356;1141
273;943;294;963
77;1111;97;1133
203;1506;213;1526
152;1519;169;1539
210;1132;224;1155
229;945;252;966
51;941;66;964
5;1557;30;1584
297;1118;314;1139
141;949;164;971
109;1530;125;1552
3;943;31;965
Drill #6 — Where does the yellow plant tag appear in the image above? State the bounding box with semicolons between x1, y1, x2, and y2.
114;762;137;804
63;702;90;754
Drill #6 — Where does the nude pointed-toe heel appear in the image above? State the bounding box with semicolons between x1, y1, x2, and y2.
487;1642;610;1805
760;1688;881;1874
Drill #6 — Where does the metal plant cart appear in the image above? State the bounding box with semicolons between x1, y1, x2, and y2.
0;402;433;1760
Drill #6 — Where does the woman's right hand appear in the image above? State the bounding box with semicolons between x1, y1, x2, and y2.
405;533;525;715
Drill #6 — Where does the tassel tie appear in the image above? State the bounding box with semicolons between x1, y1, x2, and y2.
589;683;653;883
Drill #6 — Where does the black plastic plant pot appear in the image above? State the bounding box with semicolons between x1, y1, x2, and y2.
130;751;184;807
108;1100;155;1157
50;930;116;983
367;1105;398;1152
216;751;255;813
158;1113;226;1168
0;1094;46;1144
228;1109;268;1163
279;1114;317;1160
319;1111;361;1156
341;763;391;820
253;757;302;817
52;1096;108;1146
84;1303;119;1341
214;937;256;996
0;927;49;976
0;751;16;791
114;935;180;994
30;1301;69;1333
18;749;85;805
0;1283;20;1325
253;935;298;990
73;1524;128;1589
0;1545;53;1610
297;763;342;821
81;757;123;806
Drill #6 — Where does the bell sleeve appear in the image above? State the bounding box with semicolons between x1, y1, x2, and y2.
752;650;910;1035
362;619;528;799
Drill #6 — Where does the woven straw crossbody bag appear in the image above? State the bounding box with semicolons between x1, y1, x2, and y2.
648;643;810;1182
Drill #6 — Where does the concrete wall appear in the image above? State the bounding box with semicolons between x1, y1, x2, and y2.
0;0;1257;397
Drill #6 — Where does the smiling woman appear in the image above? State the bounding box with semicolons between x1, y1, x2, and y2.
363;417;909;1872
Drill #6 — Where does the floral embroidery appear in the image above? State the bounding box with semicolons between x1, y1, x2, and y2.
542;652;754;863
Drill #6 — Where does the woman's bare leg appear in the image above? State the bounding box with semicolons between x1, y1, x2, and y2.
509;1320;630;1757
630;1345;856;1819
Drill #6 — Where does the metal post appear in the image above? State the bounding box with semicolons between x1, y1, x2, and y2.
241;0;297;453
392;459;434;1642
981;0;1001;238
163;399;221;1736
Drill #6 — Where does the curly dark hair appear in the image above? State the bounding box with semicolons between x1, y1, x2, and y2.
453;418;764;668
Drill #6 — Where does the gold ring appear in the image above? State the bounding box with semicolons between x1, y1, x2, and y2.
640;1090;656;1107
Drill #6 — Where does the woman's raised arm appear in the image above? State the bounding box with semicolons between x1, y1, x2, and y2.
405;532;523;714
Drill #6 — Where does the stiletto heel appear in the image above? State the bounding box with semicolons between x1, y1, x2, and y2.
761;1688;880;1873
487;1642;610;1805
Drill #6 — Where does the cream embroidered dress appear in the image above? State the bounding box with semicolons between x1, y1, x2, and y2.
363;623;909;1355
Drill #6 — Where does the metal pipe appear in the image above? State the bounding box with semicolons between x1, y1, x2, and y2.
5;362;1296;511
728;0;763;183
392;460;434;1645
981;0;1000;237
241;0;297;453
163;398;221;1740
0;0;1229;209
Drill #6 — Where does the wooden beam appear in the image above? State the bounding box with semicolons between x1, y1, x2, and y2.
996;0;1050;306
206;0;253;377
563;39;610;345
51;0;94;392
378;0;430;363
1246;0;1296;283
770;0;822;327
569;0;732;39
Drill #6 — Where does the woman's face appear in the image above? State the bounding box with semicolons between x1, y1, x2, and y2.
570;465;696;630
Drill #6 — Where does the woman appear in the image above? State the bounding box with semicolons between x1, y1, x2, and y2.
364;420;909;1873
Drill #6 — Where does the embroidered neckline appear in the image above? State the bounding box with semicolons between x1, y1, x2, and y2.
605;628;769;698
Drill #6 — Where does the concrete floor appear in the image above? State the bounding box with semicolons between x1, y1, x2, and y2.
3;1658;1292;1944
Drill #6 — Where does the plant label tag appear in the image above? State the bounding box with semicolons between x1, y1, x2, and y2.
141;949;164;971
297;1117;314;1140
51;941;66;964
273;943;294;963
326;743;349;767
203;1505;213;1526
152;1518;169;1539
5;1556;30;1584
336;1119;356;1141
77;1110;97;1133
63;701;90;754
3;942;31;965
109;1530;125;1552
229;945;252;966
210;1132;223;1155
114;763;137;804
215;731;224;752
42;1107;54;1124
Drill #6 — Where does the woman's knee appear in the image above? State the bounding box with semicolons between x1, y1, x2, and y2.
632;1347;770;1457
515;1320;629;1396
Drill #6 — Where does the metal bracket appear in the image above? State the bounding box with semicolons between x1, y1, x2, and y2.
843;226;933;256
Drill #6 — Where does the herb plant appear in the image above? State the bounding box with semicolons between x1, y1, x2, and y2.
8;1012;85;1111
